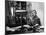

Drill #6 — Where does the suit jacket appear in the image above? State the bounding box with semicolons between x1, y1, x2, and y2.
27;15;41;26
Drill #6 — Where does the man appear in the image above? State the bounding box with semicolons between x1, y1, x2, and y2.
30;10;41;26
27;10;41;32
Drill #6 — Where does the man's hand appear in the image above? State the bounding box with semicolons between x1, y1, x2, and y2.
23;25;31;28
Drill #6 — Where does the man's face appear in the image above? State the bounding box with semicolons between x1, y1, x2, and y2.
30;11;36;17
26;2;32;12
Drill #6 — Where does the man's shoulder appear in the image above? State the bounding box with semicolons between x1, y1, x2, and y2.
34;15;40;20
